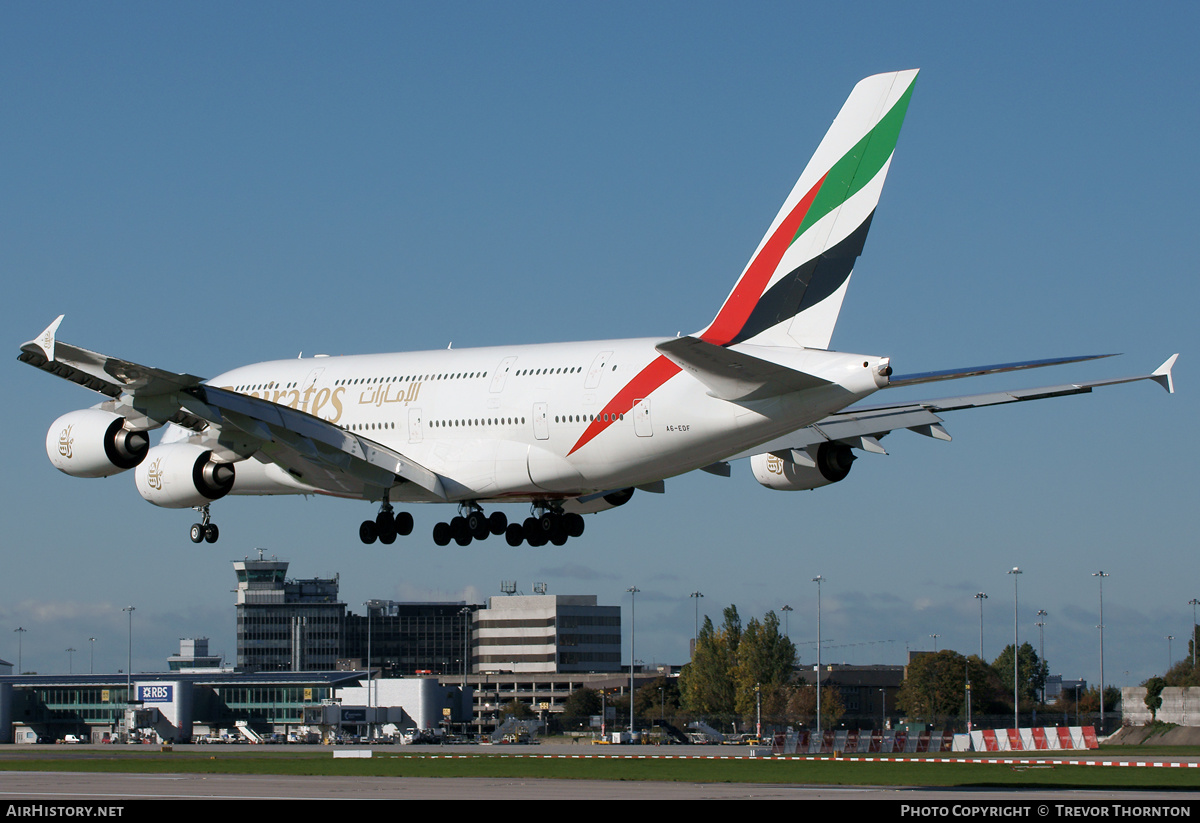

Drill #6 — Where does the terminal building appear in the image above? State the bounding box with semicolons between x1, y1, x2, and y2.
0;555;637;744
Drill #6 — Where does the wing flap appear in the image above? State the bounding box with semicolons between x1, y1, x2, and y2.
189;385;447;499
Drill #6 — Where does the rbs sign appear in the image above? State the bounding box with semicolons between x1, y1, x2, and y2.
138;685;173;703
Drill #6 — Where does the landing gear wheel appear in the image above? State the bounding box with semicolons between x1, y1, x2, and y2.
538;511;561;536
564;513;585;538
523;517;541;543
489;512;508;536
433;522;451;546
359;520;378;544
525;516;548;547
190;524;205;544
204;523;219;544
376;511;397;543
394;511;414;536
505;523;525;546
450;516;470;545
467;511;489;541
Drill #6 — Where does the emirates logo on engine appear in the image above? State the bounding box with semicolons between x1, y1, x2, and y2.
146;457;164;490
765;453;784;474
57;425;74;459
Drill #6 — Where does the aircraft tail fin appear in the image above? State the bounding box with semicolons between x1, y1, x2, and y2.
698;69;918;350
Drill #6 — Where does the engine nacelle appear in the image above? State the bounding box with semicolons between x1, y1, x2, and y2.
135;443;236;508
46;409;151;478
562;487;635;515
751;441;856;491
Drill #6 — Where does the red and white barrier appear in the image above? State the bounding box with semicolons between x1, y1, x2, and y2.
967;726;1096;751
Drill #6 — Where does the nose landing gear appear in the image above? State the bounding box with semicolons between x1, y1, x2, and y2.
189;505;219;544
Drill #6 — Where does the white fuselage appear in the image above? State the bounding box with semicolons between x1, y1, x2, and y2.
191;336;889;504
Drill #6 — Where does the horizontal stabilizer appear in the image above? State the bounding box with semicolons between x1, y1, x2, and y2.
886;354;1117;389
655;336;831;401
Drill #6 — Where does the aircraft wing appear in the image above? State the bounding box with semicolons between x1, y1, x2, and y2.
18;316;447;501
727;354;1178;460
183;385;446;500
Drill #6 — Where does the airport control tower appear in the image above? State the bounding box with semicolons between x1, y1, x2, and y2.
233;552;345;672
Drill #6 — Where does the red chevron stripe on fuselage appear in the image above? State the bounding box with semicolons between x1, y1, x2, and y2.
566;355;681;455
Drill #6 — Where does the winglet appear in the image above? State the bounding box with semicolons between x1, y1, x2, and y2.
24;315;64;363
1152;354;1178;394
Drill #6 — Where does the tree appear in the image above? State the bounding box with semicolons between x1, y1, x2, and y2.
819;685;846;730
787;683;817;727
680;605;798;730
991;642;1048;707
634;675;681;727
679;609;741;717
559;688;602;730
896;650;1002;727
1144;677;1165;722
1074;686;1121;716
500;699;532;720
733;611;796;721
1164;655;1200;688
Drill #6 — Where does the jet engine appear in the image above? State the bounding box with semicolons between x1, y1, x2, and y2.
46;409;151;478
134;443;236;508
751;441;856;491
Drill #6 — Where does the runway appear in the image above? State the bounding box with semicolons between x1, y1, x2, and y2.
2;744;1198;802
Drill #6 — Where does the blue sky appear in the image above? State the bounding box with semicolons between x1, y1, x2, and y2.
3;3;1196;695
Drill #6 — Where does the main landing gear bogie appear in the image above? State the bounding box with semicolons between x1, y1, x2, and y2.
357;501;585;547
359;503;414;545
432;506;508;547
505;507;584;547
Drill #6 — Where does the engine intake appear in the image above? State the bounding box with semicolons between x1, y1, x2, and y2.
751;441;856;491
135;443;236;508
46;409;151;478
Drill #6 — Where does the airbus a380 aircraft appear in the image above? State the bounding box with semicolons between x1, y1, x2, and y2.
19;70;1177;549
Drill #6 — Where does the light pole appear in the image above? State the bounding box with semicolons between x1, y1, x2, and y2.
966;657;973;732
1190;599;1199;669
1167;636;1175;672
1036;610;1048;704
89;637;96;675
628;586;639;736
13;627;26;675
363;601;375;740
781;604;793;638
690;591;703;649
460;606;472;687
974;593;987;659
460;606;472;738
1093;571;1108;731
1008;568;1021;730
66;647;76;674
813;575;824;745
123;606;135;718
930;634;940;652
